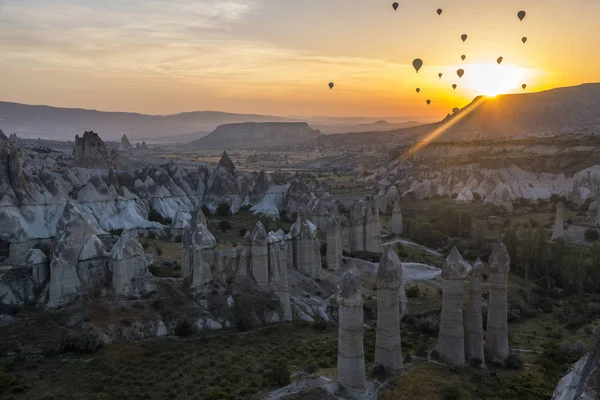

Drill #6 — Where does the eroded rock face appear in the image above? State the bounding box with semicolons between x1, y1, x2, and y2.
26;248;48;289
290;214;321;278
365;200;382;253
553;203;565;240
375;247;403;376
250;221;269;288
337;264;367;394
390;202;403;236
326;213;342;271
47;202;99;308
486;241;511;364
73;131;113;169
121;134;133;152
340;215;351;254
306;192;337;231
349;199;366;254
182;208;216;288
464;258;485;364
268;230;291;320
109;230;149;295
438;247;467;366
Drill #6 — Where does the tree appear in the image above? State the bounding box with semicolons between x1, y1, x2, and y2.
216;202;231;217
219;220;232;232
585;228;600;242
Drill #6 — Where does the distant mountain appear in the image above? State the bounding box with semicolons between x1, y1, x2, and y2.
190;122;322;149
0;102;295;141
314;120;422;135
312;83;600;148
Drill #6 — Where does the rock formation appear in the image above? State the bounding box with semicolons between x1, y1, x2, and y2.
326;213;342;271
374;247;403;376
290;213;321;278
365;199;383;253
464;258;485;364
596;204;600;227
552;203;566;240
438;246;468;366
349;200;366;254
47;202;99;308
337;265;367;394
268;230;291;320
250;221;269;288
73;131;113;169
340;215;351;255
109;230;149;295
26;248;48;290
552;335;600;400
486;241;511;364
182;209;216;288
121;134;133;152
389;202;403;236
307;192;337;231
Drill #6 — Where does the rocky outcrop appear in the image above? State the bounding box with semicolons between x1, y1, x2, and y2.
26;248;48;289
73;131;112;169
375;247;403;376
340;215;351;255
552;335;600;400
552;203;565;240
307;192;337;231
250;221;269;288
464;258;485;364
290;214;321;278
284;175;315;215
121;134;133;152
596;204;600;227
326;213;342;271
349;200;366;254
182;209;216;288
337;265;367;394
109;230;149;295
486;241;511;364
268;230;291;320
365;200;382;253
204;151;251;213
438;247;468;366
389;202;403;236
47;202;99;308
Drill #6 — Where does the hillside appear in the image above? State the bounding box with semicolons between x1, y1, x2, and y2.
0;102;294;141
314;120;422;134
312;83;600;149
189;122;322;149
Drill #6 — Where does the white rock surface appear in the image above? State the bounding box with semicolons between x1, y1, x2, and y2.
553;203;566;240
389;202;403;236
290;214;321;278
464;258;485;364
375;247;403;376
326;213;342;271
109;230;149;295
485;241;511;364
337;265;367;394
250;221;269;288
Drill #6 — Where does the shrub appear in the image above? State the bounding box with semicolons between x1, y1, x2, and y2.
508;308;522;323
174;318;195;337
469;358;483;368
109;228;124;236
219;220;232;232
216;202;231;217
415;315;440;334
140;240;150;250
587;302;600;314
504;353;524;370
63;327;103;354
239;228;248;237
440;386;463;400
154;244;163;256
264;361;291;386
148;208;165;223
312;317;328;331
405;285;420;298
201;205;210;216
174;235;182;243
560;341;586;359
584;228;600;242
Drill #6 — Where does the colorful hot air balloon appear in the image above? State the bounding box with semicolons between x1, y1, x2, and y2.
522;84;527;90
522;37;528;44
329;82;334;89
457;69;464;78
461;34;468;42
497;57;503;65
461;55;466;61
518;10;526;21
437;9;442;15
393;2;399;11
412;58;423;73
438;73;443;78
452;84;457;90
426;100;431;105
416;88;421;93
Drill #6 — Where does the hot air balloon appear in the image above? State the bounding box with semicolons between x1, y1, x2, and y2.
426;100;431;105
412;58;423;73
461;55;466;61
329;82;334;89
522;37;528;44
438;73;443;78
457;69;464;78
437;9;442;15
518;10;526;21
393;2;399;11
461;34;468;42
416;88;421;93
452;84;457;90
522;84;527;90
497;57;503;65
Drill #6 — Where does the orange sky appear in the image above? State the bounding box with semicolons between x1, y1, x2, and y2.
1;0;599;119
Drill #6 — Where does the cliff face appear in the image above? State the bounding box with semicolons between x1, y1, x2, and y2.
190;122;321;149
73;131;113;169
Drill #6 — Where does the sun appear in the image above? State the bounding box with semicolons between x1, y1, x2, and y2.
459;63;532;97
